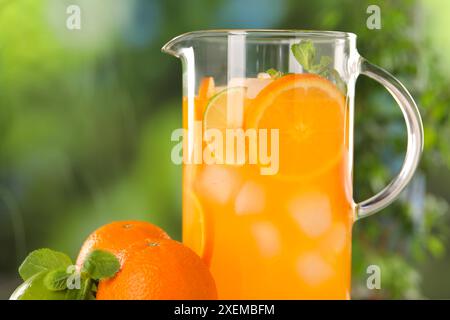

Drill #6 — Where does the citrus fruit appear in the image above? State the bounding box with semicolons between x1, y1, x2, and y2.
202;87;248;164
245;73;346;179
192;77;216;119
96;238;217;300
203;86;247;131
76;220;170;267
10;272;66;300
198;77;215;100
183;190;213;266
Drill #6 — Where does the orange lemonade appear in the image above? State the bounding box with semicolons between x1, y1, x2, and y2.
182;73;353;299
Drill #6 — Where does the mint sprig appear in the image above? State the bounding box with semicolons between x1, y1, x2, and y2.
12;248;120;300
291;40;315;71
82;249;120;280
18;248;72;281
263;41;346;94
64;274;88;300
291;40;346;93
44;269;71;291
309;56;332;74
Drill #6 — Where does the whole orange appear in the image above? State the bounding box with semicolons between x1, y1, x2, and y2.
76;220;170;267
96;238;217;300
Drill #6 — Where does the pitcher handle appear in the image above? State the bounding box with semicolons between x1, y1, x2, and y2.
355;58;424;219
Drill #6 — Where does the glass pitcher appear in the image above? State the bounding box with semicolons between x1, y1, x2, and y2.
162;30;423;299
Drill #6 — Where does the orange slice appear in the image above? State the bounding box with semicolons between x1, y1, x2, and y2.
199;77;215;100
245;73;346;179
197;77;216;116
183;190;213;266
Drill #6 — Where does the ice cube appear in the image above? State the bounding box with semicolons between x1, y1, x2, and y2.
235;181;265;215
322;222;348;254
227;77;273;99
251;221;280;258
257;72;272;79
297;252;333;286
289;192;332;238
197;166;239;204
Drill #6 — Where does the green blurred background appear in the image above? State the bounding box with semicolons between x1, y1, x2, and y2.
1;0;450;299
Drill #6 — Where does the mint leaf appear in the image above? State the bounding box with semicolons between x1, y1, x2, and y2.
266;68;283;79
291;40;315;71
310;56;332;74
44;269;70;291
81;250;120;280
64;289;80;300
19;248;72;281
65;279;85;300
64;272;95;300
290;42;346;94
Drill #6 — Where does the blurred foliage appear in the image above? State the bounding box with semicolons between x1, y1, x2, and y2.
0;0;449;299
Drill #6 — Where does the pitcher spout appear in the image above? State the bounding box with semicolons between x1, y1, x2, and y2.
161;33;193;58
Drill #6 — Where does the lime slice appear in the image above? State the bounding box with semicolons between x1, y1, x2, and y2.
203;87;247;131
10;272;67;300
